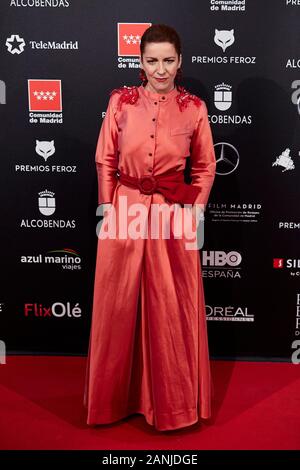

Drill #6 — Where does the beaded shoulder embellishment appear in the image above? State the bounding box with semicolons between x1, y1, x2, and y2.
109;85;139;111
176;86;202;112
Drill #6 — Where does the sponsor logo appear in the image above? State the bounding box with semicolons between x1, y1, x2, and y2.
192;29;256;65
117;22;151;69
20;189;76;229
6;34;78;54
278;221;300;230
214;142;240;175
38;190;55;216
208;202;262;223
272;148;297;172
207;202;262;223
273;258;284;269
206;305;254;321
15;140;77;174
202;250;242;278
210;0;246;12
28;79;63;124
24;302;82;318
214;29;235;52
214;83;232;110
209;82;252;125
273;258;300;276
10;1;70;8
20;248;82;270
286;59;300;68
6;34;25;54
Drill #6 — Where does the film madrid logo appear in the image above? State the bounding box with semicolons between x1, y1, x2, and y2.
14;139;77;174
192;28;256;65
20;189;76;229
24;302;82;319
210;0;246;11
20;248;82;271
28;79;63;124
5;34;78;54
202;250;242;279
117;22;151;69
273;258;300;277
209;82;252;125
208;201;262;223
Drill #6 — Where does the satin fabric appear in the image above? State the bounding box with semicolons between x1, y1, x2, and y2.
84;83;216;431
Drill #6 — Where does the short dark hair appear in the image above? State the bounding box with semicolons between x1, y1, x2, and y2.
140;24;181;59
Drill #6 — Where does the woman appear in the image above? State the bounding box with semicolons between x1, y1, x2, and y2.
84;24;216;432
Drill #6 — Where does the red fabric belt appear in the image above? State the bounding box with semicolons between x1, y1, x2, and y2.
117;169;201;205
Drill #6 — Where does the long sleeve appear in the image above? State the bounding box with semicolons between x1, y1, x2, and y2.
95;94;119;205
189;100;216;207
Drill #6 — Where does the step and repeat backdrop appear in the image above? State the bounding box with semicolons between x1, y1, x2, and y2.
0;0;299;360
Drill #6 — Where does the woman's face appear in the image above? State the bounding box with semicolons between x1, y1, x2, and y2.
140;42;182;94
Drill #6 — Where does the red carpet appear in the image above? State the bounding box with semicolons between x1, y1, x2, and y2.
0;356;299;450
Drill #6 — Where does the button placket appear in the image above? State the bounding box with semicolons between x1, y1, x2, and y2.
146;98;160;174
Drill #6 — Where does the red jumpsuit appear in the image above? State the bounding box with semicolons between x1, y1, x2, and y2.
84;83;216;431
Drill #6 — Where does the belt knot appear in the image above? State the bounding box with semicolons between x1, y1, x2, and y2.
138;175;157;194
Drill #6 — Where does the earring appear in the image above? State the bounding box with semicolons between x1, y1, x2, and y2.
175;67;183;83
139;68;147;84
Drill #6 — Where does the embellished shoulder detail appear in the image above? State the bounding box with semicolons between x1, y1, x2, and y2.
176;86;202;112
109;85;139;111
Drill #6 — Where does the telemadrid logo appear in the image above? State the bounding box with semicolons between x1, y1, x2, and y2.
6;34;25;54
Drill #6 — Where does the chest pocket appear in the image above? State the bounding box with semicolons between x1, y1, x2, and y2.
170;126;194;136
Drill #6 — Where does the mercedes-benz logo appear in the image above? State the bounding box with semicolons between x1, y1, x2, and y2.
214;142;240;175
